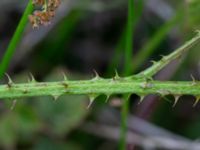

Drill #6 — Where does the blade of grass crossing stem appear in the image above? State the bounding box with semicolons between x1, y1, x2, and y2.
120;0;136;149
119;94;130;150
107;0;143;75
124;0;139;75
0;1;33;78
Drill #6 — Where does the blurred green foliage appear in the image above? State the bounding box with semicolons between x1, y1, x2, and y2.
0;69;88;149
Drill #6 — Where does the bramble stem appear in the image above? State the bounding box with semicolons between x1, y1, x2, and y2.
1;78;200;99
0;32;199;101
0;31;198;100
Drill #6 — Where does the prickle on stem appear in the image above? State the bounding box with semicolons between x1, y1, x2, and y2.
92;69;101;80
173;95;181;107
138;95;145;105
28;73;37;83
61;71;68;81
193;96;200;107
5;73;14;87
87;94;99;109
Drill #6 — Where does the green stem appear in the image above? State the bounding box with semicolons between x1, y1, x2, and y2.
1;78;200;99
119;94;130;150
107;0;143;74
124;0;134;75
0;0;33;78
136;31;200;77
120;0;135;149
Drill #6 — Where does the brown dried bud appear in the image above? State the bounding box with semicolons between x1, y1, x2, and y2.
48;0;61;10
29;0;61;28
29;15;40;28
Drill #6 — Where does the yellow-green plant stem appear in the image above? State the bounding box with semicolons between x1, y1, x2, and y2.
0;0;33;78
1;79;200;100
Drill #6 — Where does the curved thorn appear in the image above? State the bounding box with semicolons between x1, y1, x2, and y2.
5;73;13;87
138;95;145;105
173;95;181;107
115;69;120;77
87;99;94;109
52;95;60;101
113;69;120;80
105;94;111;103
195;30;200;35
160;55;167;61
61;71;68;81
190;74;197;85
28;72;37;83
150;60;157;65
193;96;200;107
92;69;100;80
160;55;165;58
87;94;98;109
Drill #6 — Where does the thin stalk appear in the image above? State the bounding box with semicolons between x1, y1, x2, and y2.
0;1;33;78
123;0;134;75
107;0;143;74
120;0;135;149
119;94;130;150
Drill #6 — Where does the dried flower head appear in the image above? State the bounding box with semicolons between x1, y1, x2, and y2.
29;0;61;28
